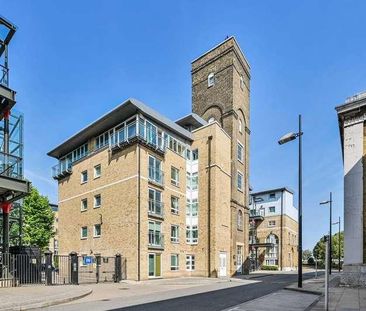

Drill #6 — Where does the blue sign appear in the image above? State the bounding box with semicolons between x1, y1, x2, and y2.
83;256;93;265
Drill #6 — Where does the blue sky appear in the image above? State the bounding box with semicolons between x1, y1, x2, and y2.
1;0;364;250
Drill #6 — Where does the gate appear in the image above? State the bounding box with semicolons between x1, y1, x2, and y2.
78;255;118;284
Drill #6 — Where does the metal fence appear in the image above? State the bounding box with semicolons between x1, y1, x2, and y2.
0;252;126;287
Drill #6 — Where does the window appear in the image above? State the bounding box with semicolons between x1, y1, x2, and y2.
81;170;88;183
268;220;276;227
269;206;275;213
186;225;198;244
149;188;163;216
148;221;162;246
95;132;110;150
94;194;101;208
171;254;179;271
148;156;163;184
239;119;243;133
94;164;101;178
186;255;195;271
237;171;243;191
94;224;101;237
237;142;244;163
171;167;179;186
171;196;179;214
171;225;179;243
81;226;88;239
240;75;244;90
269;193;276;199
192;149;199;161
81;199;87;211
187;172;199;190
237;210;243;230
265;234;279;265
186;198;198;217
208;73;215;87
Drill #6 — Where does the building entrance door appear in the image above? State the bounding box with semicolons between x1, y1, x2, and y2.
148;253;161;278
236;245;243;274
219;252;227;277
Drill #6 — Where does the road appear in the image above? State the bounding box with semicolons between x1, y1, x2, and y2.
109;272;318;311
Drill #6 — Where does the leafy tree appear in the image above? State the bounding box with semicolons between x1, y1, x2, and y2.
313;232;344;262
22;187;54;250
302;249;312;261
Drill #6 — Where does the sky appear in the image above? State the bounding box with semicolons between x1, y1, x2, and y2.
1;0;365;250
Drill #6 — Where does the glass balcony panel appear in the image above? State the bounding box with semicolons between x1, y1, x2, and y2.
127;123;136;139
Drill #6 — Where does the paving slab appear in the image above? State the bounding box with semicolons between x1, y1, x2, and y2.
0;285;92;311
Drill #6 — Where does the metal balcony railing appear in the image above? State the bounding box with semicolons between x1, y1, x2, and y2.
52;159;72;179
0;152;22;180
148;199;164;218
148;233;164;249
148;166;164;186
249;209;265;219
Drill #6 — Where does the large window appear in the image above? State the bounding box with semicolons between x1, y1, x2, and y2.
237;210;243;230
171;167;179;186
265;234;279;266
187;172;198;190
186;255;195;271
171;225;179;243
186;198;198;217
148;156;163;185
171;254;179;271
171;196;179;214
186;225;198;244
81;198;87;212
237;142;244;162
94;194;101;208
81;170;88;184
94;164;101;178
148;221;162;246
95;132;110;150
237;171;243;191
81;226;88;239
94;224;101;238
149;188;163;216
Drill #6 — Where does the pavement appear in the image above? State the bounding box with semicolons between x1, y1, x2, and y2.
0;285;92;311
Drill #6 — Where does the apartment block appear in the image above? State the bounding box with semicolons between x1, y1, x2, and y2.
48;37;250;280
336;91;366;286
249;188;298;271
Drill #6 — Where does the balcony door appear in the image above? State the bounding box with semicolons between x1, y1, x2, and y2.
236;245;243;274
148;253;161;278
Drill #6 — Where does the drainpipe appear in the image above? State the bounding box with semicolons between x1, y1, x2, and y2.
207;135;213;277
280;190;284;271
137;144;141;281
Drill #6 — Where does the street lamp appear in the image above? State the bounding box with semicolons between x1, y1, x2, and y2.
278;114;303;288
332;216;341;272
320;192;333;275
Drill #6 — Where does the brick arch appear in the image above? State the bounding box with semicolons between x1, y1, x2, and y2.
237;108;248;129
202;104;224;126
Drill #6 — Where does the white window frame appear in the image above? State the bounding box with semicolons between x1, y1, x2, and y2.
208;73;215;87
186;225;198;244
237;141;244;163
94;164;101;179
237;171;244;192
81;198;87;212
171;225;179;243
94;194;101;208
186;255;195;271
93;224;101;238
171;166;179;187
81;226;88;239
171;254;179;271
269;206;276;213
171;196;179;214
81;170;88;184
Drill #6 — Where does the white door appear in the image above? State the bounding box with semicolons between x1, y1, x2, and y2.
236;246;243;273
219;252;227;277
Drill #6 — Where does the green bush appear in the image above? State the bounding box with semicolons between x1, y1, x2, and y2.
261;265;278;271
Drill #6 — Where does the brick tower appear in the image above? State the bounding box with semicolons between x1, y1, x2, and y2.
191;36;251;274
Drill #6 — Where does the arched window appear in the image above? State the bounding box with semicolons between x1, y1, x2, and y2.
208;117;215;123
208;73;215;87
237;210;243;230
238;119;243;133
265;234;279;266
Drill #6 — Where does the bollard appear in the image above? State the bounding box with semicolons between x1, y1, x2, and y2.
44;250;53;286
115;253;122;282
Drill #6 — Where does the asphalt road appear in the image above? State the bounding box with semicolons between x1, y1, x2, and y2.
110;272;319;311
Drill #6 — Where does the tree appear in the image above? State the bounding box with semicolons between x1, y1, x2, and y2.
22;187;54;250
313;232;344;262
302;249;312;262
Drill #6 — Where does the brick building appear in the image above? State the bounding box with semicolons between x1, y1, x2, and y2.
48;37;250;280
249;188;298;271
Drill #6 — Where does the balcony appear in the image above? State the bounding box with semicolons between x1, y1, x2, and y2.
148;233;164;249
249;209;265;221
148;166;164;187
52;160;72;180
148;199;164;219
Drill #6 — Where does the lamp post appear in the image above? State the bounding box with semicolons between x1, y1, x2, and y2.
320;192;333;275
332;216;341;272
278;114;303;288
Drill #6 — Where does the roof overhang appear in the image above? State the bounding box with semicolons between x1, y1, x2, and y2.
47;98;193;159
